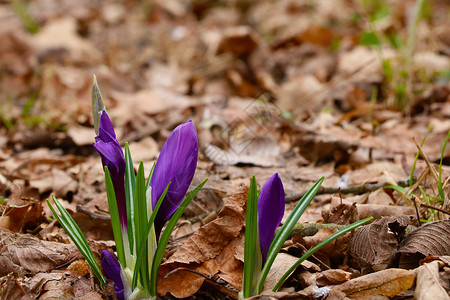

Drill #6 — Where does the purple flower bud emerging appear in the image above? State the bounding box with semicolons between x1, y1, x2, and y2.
258;173;285;262
101;250;125;300
150;121;198;237
93;111;127;229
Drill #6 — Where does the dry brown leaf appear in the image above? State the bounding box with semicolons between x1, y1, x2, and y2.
356;204;415;220
263;253;299;292
217;26;258;56
158;185;248;297
389;220;450;269
421;255;450;266
328;268;414;299
0;272;65;300
322;202;359;225
0;231;79;276
204;137;286;168
213;232;244;290
0;196;42;232
31;16;102;64
314;269;352;286
302;227;351;261
350;216;412;271
415;261;449;300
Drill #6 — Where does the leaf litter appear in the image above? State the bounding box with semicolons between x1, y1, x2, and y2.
0;0;450;298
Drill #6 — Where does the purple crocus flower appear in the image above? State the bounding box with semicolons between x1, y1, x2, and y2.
258;173;285;262
150;121;198;237
93;111;127;230
101;250;125;300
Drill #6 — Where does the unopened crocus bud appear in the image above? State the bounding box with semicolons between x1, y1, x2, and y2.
93;111;127;230
258;173;285;262
101;250;125;300
150;121;198;237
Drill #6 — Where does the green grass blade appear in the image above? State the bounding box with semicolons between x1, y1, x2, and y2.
272;217;373;291
104;166;126;268
438;131;450;201
410;136;426;186
47;197;106;285
131;182;169;290
419;186;437;220
146;162;156;190
149;178;208;297
133;162;150;293
124;143;136;254
242;175;258;298
257;177;324;293
383;184;415;199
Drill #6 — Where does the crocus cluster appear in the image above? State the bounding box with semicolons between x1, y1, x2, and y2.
93;106;198;299
47;78;370;299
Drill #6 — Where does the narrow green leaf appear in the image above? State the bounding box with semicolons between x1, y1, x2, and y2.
359;31;381;46
145;162;156;190
47;196;106;285
104;166;126;267
243;175;258;298
131;182;169;290
149;178;208;297
438;132;450;201
257;177;324;293
133;162;150;293
272;217;373;291
124;143;136;254
410;136;426;186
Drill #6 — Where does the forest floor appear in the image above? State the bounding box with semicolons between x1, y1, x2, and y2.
0;0;450;299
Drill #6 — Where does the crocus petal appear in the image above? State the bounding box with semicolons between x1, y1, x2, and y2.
93;111;127;229
150;121;198;237
101;250;125;300
258;173;285;262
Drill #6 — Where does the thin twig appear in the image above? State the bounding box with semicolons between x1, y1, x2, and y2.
285;178;413;203
411;196;422;226
76;205;111;220
420;203;450;216
297;243;331;270
413;137;440;186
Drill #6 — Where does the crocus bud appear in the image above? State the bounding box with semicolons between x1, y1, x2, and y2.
258;173;285;262
150;121;198;237
93;111;127;229
101;250;125;300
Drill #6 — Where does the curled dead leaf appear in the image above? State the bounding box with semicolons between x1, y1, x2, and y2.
389;220;450;269
350;215;412;271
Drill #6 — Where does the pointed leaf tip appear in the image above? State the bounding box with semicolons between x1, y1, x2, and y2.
92;75;105;136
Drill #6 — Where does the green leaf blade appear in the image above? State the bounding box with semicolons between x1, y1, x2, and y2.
124;143;136;254
47;197;106;285
243;175;258;298
104;166;126;268
272;217;373;291
149;178;208;297
257;177;324;293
